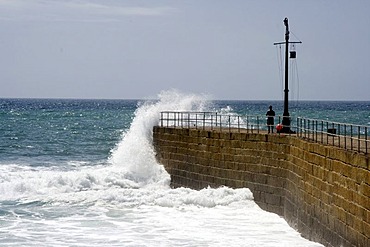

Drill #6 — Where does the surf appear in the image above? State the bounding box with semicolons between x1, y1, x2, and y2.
0;93;325;246
0;90;221;202
108;90;211;183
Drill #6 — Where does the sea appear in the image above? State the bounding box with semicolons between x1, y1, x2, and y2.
1;91;369;247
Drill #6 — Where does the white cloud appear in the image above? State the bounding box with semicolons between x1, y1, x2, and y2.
65;2;176;16
0;0;176;22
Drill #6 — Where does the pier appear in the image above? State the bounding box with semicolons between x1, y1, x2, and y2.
159;111;369;154
153;111;369;247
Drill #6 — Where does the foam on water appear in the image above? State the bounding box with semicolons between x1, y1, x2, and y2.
108;89;210;182
0;91;324;246
0;91;209;201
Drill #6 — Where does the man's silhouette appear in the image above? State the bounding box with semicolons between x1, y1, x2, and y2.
266;105;275;133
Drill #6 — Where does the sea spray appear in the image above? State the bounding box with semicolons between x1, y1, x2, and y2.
0;97;326;246
0;91;212;201
109;90;210;183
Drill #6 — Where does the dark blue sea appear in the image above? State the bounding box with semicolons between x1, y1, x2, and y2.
1;91;368;246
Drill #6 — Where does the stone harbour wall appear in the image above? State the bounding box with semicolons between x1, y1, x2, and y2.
152;126;369;247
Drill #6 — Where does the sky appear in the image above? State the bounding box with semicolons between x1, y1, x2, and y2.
0;0;369;101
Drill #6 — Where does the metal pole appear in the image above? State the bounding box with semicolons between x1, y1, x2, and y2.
315;120;318;142
219;114;222;132
247;116;249;133
365;126;368;154
332;122;335;145
297;117;299;136
344;125;347;149
273;18;301;133
338;123;341;148
326;122;329;144
321;120;324;143
203;112;205;130
351;125;353;150
238;116;240;132
358;126;360;152
228;116;231;132
281;17;291;132
195;113;198;129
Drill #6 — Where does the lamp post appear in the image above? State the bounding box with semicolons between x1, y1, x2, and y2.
274;17;302;133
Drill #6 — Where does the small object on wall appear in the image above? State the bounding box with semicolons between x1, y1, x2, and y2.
276;124;283;132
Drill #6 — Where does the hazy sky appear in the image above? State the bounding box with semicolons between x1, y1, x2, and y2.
0;0;369;100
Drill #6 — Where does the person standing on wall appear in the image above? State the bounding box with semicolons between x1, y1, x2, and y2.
266;105;275;133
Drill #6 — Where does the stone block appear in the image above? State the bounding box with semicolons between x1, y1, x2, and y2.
364;220;370;238
153;128;369;247
359;182;370;198
264;193;282;206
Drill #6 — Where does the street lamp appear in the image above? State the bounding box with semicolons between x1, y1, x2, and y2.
273;17;302;133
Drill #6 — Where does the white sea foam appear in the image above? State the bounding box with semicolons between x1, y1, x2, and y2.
0;91;324;246
0;90;211;202
108;89;210;182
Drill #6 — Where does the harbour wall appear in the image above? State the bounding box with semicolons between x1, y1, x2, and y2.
153;126;369;247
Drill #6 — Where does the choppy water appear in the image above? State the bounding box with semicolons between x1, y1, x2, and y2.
1;91;368;246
